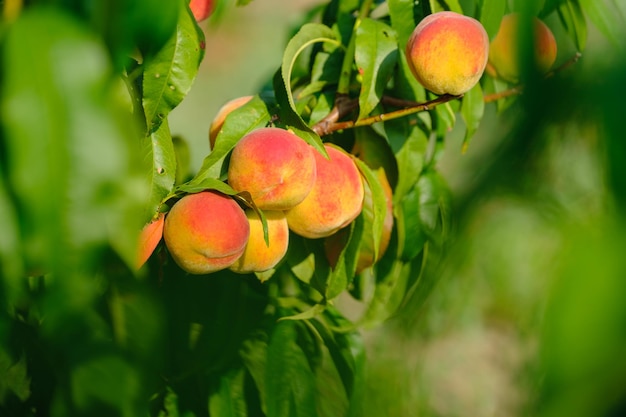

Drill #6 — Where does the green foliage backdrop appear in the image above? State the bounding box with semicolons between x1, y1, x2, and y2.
1;0;625;416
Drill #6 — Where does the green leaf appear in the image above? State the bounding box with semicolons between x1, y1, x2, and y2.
240;334;269;415
186;95;272;187
557;0;588;51
273;70;327;157
354;18;398;120
208;367;248;417
429;0;463;13
390;124;429;203
578;0;626;47
479;0;507;39
266;321;319;417
460;82;485;152
142;1;205;134
354;159;388;265
279;23;340;152
144;119;176;220
388;0;419;48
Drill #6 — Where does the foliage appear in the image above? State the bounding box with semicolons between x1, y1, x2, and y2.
0;0;625;416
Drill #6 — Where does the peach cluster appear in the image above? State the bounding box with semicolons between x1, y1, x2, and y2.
137;126;367;276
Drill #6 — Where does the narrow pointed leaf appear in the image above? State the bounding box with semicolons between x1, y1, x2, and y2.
355;18;398;120
142;2;205;133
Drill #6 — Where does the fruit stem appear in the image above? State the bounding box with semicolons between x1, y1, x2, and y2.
314;94;459;136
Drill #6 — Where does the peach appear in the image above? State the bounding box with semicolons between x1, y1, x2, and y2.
163;191;250;274
488;13;557;83
285;144;364;239
230;209;289;274
209;95;254;149
406;11;489;95
136;212;165;269
189;0;214;22
325;168;394;274
227;127;317;211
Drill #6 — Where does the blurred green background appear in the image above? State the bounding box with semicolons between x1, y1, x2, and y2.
170;1;626;416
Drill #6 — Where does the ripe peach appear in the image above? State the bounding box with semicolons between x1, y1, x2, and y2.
325;168;394;274
488;13;557;83
136;212;165;269
230;209;289;274
406;11;489;95
163;191;250;274
189;0;214;22
227;127;317;211
209;96;253;149
285;144;364;239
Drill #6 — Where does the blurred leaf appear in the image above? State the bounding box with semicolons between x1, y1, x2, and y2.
557;0;588;51
479;0;507;39
578;0;626;47
94;0;179;67
144;119;176;220
208;367;248;417
266;321;318;417
0;174;23;290
1;7;147;273
355;18;398;120
0;352;31;402
71;355;141;415
142;2;205;134
460;82;485;151
324;217;364;300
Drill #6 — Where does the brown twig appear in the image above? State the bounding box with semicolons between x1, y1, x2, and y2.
311;52;582;138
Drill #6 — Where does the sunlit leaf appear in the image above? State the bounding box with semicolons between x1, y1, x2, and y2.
479;0;507;39
355;18;398;120
142;2;205;134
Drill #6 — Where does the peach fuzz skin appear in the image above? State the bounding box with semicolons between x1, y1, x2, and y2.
136;212;165;269
286;144;364;239
325;168;394;274
209;96;253;149
227;128;317;211
163;191;250;275
406;11;489;96
189;0;214;22
488;13;557;83
230;209;289;274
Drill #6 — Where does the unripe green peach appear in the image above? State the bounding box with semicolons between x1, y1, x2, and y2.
406;11;489;95
136;212;165;269
286;144;364;239
227;127;317;211
230;209;289;274
163;191;250;274
209;95;253;149
487;13;557;83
